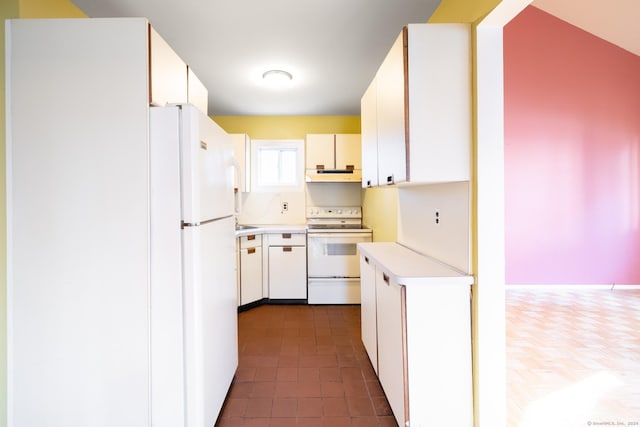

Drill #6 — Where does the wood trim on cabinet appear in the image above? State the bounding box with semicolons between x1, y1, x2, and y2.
402;26;410;182
400;285;410;426
147;23;152;105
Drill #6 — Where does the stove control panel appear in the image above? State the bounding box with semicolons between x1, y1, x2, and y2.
307;206;362;219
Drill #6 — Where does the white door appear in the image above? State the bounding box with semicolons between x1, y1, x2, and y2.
335;134;362;170
361;80;379;188
269;246;307;299
376;31;407;185
240;246;263;305
179;104;234;223
305;134;335;170
376;270;406;427
182;216;238;427
360;255;378;373
307;233;371;277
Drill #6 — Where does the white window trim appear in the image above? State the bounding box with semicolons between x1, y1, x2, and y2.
250;139;305;192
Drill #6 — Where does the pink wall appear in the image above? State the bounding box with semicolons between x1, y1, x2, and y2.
504;6;640;284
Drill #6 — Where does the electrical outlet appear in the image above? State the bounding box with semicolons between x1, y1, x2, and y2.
435;209;440;225
281;201;289;212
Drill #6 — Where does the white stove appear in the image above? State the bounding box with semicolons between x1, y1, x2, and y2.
306;206;372;304
306;206;371;231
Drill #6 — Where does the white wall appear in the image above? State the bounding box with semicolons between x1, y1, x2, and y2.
236;182;362;225
236;191;306;225
306;182;362;207
397;182;470;273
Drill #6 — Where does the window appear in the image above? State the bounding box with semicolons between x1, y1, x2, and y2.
251;140;304;192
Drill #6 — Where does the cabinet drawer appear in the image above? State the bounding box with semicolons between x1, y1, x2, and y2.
240;234;262;248
268;233;306;246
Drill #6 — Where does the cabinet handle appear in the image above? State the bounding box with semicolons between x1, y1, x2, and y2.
247;234;256;241
346;164;355;171
383;273;390;284
364;256;369;264
283;246;292;252
247;247;256;254
315;164;325;170
386;175;394;184
282;233;291;239
366;180;372;187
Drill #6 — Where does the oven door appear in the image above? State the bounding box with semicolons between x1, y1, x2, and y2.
307;232;372;277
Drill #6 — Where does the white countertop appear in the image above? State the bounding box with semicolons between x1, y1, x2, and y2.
235;224;308;237
358;242;473;286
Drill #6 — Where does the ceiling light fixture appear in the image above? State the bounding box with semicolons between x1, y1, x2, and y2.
262;69;293;85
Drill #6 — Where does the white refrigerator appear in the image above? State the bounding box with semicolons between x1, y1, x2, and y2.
149;104;239;427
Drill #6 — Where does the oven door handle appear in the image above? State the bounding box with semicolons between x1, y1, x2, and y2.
307;232;372;240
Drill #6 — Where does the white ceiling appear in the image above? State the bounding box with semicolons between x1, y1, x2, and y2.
71;0;441;116
533;0;640;57
70;0;638;117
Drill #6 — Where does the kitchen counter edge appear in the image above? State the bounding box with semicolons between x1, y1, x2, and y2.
235;224;308;237
358;242;474;287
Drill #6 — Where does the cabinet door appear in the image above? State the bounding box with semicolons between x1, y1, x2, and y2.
187;66;208;115
306;134;335;170
268;246;307;299
361;80;379;188
240;246;263;305
359;255;378;372
335;134;361;171
376;29;407;185
375;270;406;427
149;26;188;106
406;24;471;184
230;134;250;192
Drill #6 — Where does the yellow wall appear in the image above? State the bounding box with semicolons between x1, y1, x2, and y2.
361;187;398;242
429;0;502;23
18;0;86;18
212;115;360;139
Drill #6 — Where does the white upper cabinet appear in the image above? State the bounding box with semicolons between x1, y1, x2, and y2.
360;76;379;188
187;66;209;115
230;133;251;192
305;133;362;182
334;134;361;170
149;26;188;107
376;31;407;185
305;134;335;171
361;23;471;186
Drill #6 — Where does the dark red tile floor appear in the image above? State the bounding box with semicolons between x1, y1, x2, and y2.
216;304;398;427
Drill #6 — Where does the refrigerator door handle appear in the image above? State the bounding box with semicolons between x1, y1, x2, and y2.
181;215;234;229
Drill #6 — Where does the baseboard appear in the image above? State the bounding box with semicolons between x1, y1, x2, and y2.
506;284;640;290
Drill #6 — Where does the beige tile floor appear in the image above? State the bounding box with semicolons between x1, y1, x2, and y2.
506;288;640;427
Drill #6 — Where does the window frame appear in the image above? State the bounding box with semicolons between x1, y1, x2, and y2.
250;139;305;192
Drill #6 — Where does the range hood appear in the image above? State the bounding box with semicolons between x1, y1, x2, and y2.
305;168;362;182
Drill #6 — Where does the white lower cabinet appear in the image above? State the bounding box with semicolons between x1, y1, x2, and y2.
359;254;378;373
239;234;262;306
375;269;406;425
359;242;473;427
268;233;307;300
